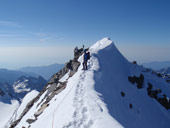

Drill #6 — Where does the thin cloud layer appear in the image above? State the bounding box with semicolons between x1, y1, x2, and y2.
0;34;24;37
0;21;21;27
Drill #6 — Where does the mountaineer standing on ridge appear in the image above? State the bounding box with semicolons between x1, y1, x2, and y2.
83;50;90;70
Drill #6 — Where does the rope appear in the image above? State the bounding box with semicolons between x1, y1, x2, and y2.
51;79;77;128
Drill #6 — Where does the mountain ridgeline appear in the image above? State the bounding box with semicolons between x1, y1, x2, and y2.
6;38;170;128
0;69;37;85
18;63;64;80
142;61;170;70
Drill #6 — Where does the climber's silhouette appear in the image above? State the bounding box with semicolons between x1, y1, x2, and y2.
83;50;90;70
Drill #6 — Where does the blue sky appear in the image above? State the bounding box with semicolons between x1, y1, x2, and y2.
0;0;170;69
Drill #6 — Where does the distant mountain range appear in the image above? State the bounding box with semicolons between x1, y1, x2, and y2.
0;75;47;102
0;68;47;105
0;69;37;85
159;67;170;75
18;63;64;80
142;61;170;70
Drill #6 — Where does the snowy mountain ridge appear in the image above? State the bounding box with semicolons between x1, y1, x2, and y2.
12;76;47;100
7;38;170;128
158;67;170;83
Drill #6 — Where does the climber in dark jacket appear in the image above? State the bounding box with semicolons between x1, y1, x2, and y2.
83;50;90;70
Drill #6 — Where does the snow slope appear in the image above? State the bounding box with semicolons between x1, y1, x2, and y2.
0;82;19;128
92;38;170;128
0;100;19;128
3;90;39;128
12;38;170;128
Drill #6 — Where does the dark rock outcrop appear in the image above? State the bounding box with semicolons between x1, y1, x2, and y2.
147;82;170;110
26;118;36;124
128;74;144;89
121;91;125;97
0;88;5;96
129;103;133;109
157;95;170;109
132;61;137;64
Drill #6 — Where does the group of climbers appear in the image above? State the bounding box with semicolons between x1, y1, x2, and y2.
74;45;91;71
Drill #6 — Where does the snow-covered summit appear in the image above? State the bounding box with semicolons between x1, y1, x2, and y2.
8;38;170;128
90;37;113;53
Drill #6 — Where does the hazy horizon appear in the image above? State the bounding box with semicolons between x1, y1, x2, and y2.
0;0;170;69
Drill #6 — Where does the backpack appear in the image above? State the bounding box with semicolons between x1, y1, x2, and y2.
84;53;88;61
87;52;90;60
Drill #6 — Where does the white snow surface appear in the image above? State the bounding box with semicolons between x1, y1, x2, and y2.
14;38;170;128
16;90;39;120
0;100;19;128
13;79;30;93
3;90;39;128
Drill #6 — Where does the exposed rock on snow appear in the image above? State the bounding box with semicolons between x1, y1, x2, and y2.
121;91;125;97
147;82;170;109
128;74;144;89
